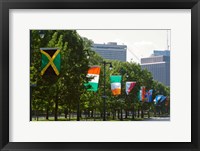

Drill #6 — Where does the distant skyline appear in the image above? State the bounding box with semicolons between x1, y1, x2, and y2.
77;30;171;63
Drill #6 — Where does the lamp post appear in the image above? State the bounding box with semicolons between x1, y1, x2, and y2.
102;61;112;121
39;30;45;39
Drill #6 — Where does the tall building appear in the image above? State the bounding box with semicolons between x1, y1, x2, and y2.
141;50;170;86
92;42;127;62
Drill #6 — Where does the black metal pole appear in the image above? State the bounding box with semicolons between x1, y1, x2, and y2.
103;61;106;121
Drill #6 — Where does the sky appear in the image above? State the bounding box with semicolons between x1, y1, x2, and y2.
77;30;171;64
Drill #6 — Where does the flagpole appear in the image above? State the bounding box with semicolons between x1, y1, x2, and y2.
102;61;112;121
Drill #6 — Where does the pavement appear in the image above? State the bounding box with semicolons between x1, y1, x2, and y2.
143;116;170;121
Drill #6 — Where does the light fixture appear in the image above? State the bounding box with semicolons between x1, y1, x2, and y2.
109;63;113;70
39;30;45;39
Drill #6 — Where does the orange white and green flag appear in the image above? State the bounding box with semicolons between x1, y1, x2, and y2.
85;66;101;92
110;75;122;95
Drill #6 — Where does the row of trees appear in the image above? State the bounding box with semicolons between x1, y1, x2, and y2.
30;30;170;121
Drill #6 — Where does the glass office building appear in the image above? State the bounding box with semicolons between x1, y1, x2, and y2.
92;42;127;62
141;50;170;87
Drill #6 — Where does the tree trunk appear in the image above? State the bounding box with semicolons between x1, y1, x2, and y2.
80;110;82;118
141;104;144;118
148;110;150;118
46;107;49;120
141;108;144;118
88;110;90;118
91;110;94;118
94;109;96;121
132;106;135;120
69;110;71;121
100;112;103;118
117;110;120;119
35;110;37;120
54;86;59;121
36;110;38;121
154;108;157;117
125;110;128;119
137;109;140;118
77;94;80;121
54;99;58;121
112;110;115;120
120;106;123;121
64;109;68;119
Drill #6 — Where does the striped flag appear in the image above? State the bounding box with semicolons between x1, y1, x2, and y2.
141;86;146;101
85;66;101;92
126;81;136;95
110;75;122;95
138;90;142;101
146;89;153;102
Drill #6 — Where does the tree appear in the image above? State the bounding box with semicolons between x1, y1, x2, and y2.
30;30;91;121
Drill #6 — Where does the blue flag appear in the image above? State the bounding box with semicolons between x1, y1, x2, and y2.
154;95;167;104
146;89;153;102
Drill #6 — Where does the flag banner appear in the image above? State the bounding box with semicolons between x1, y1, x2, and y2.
146;89;153;102
110;75;122;95
154;95;166;104
160;96;167;103
40;48;61;76
141;86;146;101
126;81;136;95
85;66;101;92
138;90;142;101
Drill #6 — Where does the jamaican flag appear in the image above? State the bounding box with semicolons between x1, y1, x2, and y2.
40;48;61;76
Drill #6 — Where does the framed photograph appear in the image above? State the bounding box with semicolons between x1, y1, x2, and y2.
0;0;199;151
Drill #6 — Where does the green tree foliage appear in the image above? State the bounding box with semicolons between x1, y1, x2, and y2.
31;30;91;121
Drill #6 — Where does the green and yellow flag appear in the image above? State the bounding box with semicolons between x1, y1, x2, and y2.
40;48;61;76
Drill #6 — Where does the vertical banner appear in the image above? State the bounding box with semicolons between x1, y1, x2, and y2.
40;48;61;76
126;81;136;95
141;86;146;102
146;89;153;102
85;66;101;92
110;75;122;95
138;90;142;101
154;95;163;104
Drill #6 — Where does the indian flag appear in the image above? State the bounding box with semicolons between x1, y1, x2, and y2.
85;66;101;92
110;75;122;95
126;81;136;95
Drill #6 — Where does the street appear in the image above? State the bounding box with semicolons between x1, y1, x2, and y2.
143;116;170;121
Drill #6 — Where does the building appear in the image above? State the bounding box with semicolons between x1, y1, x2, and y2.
153;50;170;56
141;50;170;86
92;42;127;62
